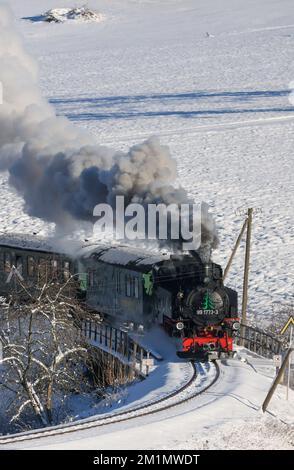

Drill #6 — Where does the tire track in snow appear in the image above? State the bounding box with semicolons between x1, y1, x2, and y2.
101;114;294;145
227;24;294;36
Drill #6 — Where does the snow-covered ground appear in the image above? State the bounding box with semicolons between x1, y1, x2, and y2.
3;349;293;450
0;327;193;434
1;0;293;324
1;328;293;450
0;0;294;448
67;327;195;419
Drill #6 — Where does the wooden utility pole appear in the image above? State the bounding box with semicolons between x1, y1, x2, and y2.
262;342;294;412
241;208;253;343
223;218;248;281
223;208;254;346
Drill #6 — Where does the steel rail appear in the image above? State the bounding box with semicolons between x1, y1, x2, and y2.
0;361;220;446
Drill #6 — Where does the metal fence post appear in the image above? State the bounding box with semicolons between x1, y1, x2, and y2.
132;342;138;370
140;348;143;373
146;351;150;376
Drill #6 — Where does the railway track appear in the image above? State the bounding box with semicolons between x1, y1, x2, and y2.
0;360;220;447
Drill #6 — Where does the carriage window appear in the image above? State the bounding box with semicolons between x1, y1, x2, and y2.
126;275;131;297
4;253;12;273
16;256;23;275
38;258;47;277
51;259;58;278
134;278;139;298
63;261;70;281
88;270;94;287
27;256;35;276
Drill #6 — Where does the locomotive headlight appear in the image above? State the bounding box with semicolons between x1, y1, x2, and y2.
176;321;185;331
232;321;240;331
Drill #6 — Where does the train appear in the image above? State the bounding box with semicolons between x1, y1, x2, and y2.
0;233;239;360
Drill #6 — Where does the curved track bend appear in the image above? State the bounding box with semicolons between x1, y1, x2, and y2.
0;360;220;447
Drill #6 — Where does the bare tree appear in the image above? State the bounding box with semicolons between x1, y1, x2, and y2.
0;263;91;428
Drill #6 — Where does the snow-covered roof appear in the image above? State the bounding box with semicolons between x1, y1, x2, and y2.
79;244;169;272
0;233;169;270
0;233;68;255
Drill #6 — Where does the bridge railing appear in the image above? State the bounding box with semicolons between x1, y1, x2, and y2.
81;319;283;366
80;319;153;376
234;323;283;358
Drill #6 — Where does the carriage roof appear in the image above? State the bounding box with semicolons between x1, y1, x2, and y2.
0;233;170;271
78;244;169;272
0;233;58;254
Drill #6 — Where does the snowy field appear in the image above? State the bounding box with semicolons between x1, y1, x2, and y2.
0;0;293;325
1;0;294;451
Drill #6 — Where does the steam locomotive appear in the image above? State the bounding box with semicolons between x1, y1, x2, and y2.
0;234;239;360
152;252;239;360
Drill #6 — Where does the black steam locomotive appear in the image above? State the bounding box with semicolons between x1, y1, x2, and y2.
151;252;239;359
0;234;239;360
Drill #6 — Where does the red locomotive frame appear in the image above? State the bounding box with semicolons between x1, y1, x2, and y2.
163;315;240;360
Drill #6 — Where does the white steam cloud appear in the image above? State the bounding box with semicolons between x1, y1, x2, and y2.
0;5;218;258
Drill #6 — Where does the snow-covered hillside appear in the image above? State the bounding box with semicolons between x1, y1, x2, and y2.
1;0;294;324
